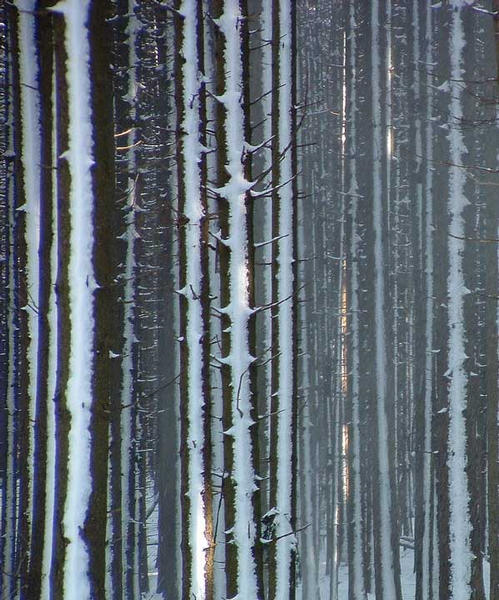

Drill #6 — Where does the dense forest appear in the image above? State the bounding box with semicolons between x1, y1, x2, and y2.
0;1;497;599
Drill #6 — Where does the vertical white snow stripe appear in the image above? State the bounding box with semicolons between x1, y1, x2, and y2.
120;1;139;597
447;3;472;598
52;1;95;597
41;53;59;600
179;0;208;597
371;0;397;597
348;3;366;597
219;1;259;595
275;1;295;598
15;0;41;560
2;42;18;600
422;3;435;598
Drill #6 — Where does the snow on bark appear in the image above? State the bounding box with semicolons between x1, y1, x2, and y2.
274;1;296;597
2;45;17;599
446;3;472;597
15;0;40;562
41;55;59;600
120;2;139;596
422;3;435;598
51;1;95;596
371;0;398;596
178;0;209;597
347;4;366;598
217;2;259;595
259;0;273;498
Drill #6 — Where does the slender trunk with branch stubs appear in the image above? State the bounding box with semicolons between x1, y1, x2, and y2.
13;6;41;595
213;1;263;597
3;3;40;597
175;1;213;597
445;4;474;598
345;2;367;598
40;19;59;599
1;10;20;598
51;2;96;596
88;0;118;597
28;3;55;596
269;0;297;598
49;2;116;596
419;3;437;599
115;1;140;596
370;2;401;597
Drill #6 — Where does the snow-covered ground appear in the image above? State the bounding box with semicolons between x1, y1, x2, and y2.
320;546;416;600
319;549;490;600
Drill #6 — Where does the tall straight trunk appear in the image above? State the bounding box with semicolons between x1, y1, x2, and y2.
175;1;213;597
253;3;273;571
446;4;473;598
345;2;366;597
431;7;452;597
57;0;96;594
486;155;499;599
269;0;297;598
48;1;115;595
212;1;263;597
369;2;401;597
294;6;320;582
420;3;436;598
155;9;181;600
115;1;140;596
40;31;59;600
12;6;41;594
28;3;54;595
87;1;118;596
6;5;34;597
1;10;19;597
0;12;7;552
50;7;73;595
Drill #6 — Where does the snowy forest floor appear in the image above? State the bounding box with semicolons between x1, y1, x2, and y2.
318;547;491;600
143;544;496;599
321;547;417;600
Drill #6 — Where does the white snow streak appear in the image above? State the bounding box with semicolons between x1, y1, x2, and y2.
41;54;59;599
2;45;17;599
348;4;366;597
422;3;435;598
52;1;95;597
180;0;208;596
218;2;259;596
15;0;41;556
446;3;472;598
275;1;295;598
120;1;139;597
371;0;397;597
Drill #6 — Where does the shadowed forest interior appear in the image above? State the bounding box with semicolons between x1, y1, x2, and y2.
0;1;498;599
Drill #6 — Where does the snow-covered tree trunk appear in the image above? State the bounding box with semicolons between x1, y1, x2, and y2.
268;0;297;598
1;9;20;597
39;20;59;598
445;4;474;598
252;0;273;561
8;2;41;595
212;1;264;597
486;141;499;599
111;1;140;597
50;2;97;597
46;2;117;596
175;1;214;597
345;2;367;597
28;4;55;596
117;1;140;596
369;1;401;597
419;3;437;599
